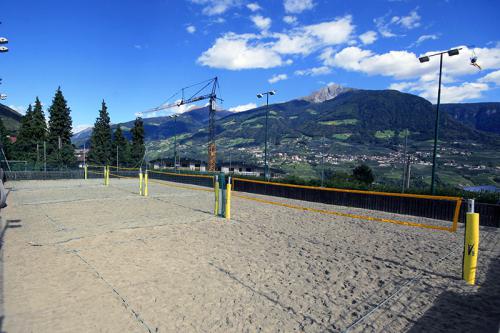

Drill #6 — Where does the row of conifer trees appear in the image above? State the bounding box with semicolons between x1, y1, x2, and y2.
0;87;145;169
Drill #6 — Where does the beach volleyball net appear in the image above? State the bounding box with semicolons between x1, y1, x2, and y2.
231;178;462;232
86;164;107;179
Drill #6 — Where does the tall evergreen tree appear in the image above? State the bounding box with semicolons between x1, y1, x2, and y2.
14;104;34;161
47;87;76;167
130;117;145;165
32;97;48;143
31;97;48;168
88;100;113;164
112;125;130;166
0;117;12;162
15;98;47;165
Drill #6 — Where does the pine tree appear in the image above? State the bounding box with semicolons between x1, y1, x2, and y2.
32;97;48;144
130;117;145;165
112;125;130;166
47;87;76;167
88;100;113;165
14;104;34;161
15;98;47;166
31;97;48;168
0;117;12;162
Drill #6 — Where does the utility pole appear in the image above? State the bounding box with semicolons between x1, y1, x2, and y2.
406;154;412;189
401;130;408;193
321;135;326;187
83;143;86;166
170;114;178;172
43;141;46;172
116;145;119;169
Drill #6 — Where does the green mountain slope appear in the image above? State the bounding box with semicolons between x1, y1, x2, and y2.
441;102;500;135
0;103;22;132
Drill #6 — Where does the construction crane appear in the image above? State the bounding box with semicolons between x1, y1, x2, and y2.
140;77;221;172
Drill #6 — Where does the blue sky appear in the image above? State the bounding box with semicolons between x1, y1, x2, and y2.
1;0;500;133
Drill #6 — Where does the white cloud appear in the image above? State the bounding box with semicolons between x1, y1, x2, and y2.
283;16;297;25
295;66;331;76
134;44;143;50
190;0;241;16
198;16;354;70
359;31;377;45
321;46;500;81
186;25;196;34
229;102;257;112
479;69;500;85
268;73;288;83
374;9;421;38
408;34;438;48
197;33;284;70
246;2;261;11
273;15;354;55
251;15;271;31
391;9;421;29
284;0;315;14
73;124;92;134
390;80;490;103
305;16;354;45
374;16;397;38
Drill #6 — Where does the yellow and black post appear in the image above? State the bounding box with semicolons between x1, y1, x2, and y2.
139;167;143;196
463;199;479;285
225;176;231;220
144;169;148;197
214;175;219;216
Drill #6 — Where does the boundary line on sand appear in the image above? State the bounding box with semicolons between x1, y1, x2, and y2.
70;251;154;333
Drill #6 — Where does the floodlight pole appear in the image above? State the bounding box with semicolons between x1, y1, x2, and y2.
430;53;443;195
257;90;275;180
264;93;269;180
170;114;178;172
419;47;461;194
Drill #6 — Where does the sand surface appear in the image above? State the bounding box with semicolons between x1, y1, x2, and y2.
0;178;499;332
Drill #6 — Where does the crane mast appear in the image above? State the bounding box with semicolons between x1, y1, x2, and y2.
141;77;220;172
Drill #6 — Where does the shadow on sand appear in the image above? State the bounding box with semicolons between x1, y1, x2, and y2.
408;255;500;333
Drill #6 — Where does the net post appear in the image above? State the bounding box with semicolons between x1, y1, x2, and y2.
144;169;148;197
106;165;110;186
219;173;226;217
139;167;143;196
103;166;107;186
84;164;88;180
463;199;479;285
225;176;231;220
214;175;219;216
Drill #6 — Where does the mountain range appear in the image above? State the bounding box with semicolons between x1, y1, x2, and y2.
1;84;499;187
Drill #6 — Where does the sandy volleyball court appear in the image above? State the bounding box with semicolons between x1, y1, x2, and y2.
1;179;499;332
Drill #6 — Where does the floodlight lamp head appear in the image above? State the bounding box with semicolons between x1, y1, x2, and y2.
0;37;8;44
448;49;460;56
0;46;8;53
419;56;430;63
269;90;276;95
257;94;263;98
0;94;7;100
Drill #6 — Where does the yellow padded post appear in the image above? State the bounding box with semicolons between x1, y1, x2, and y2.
225;182;231;220
463;212;479;285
